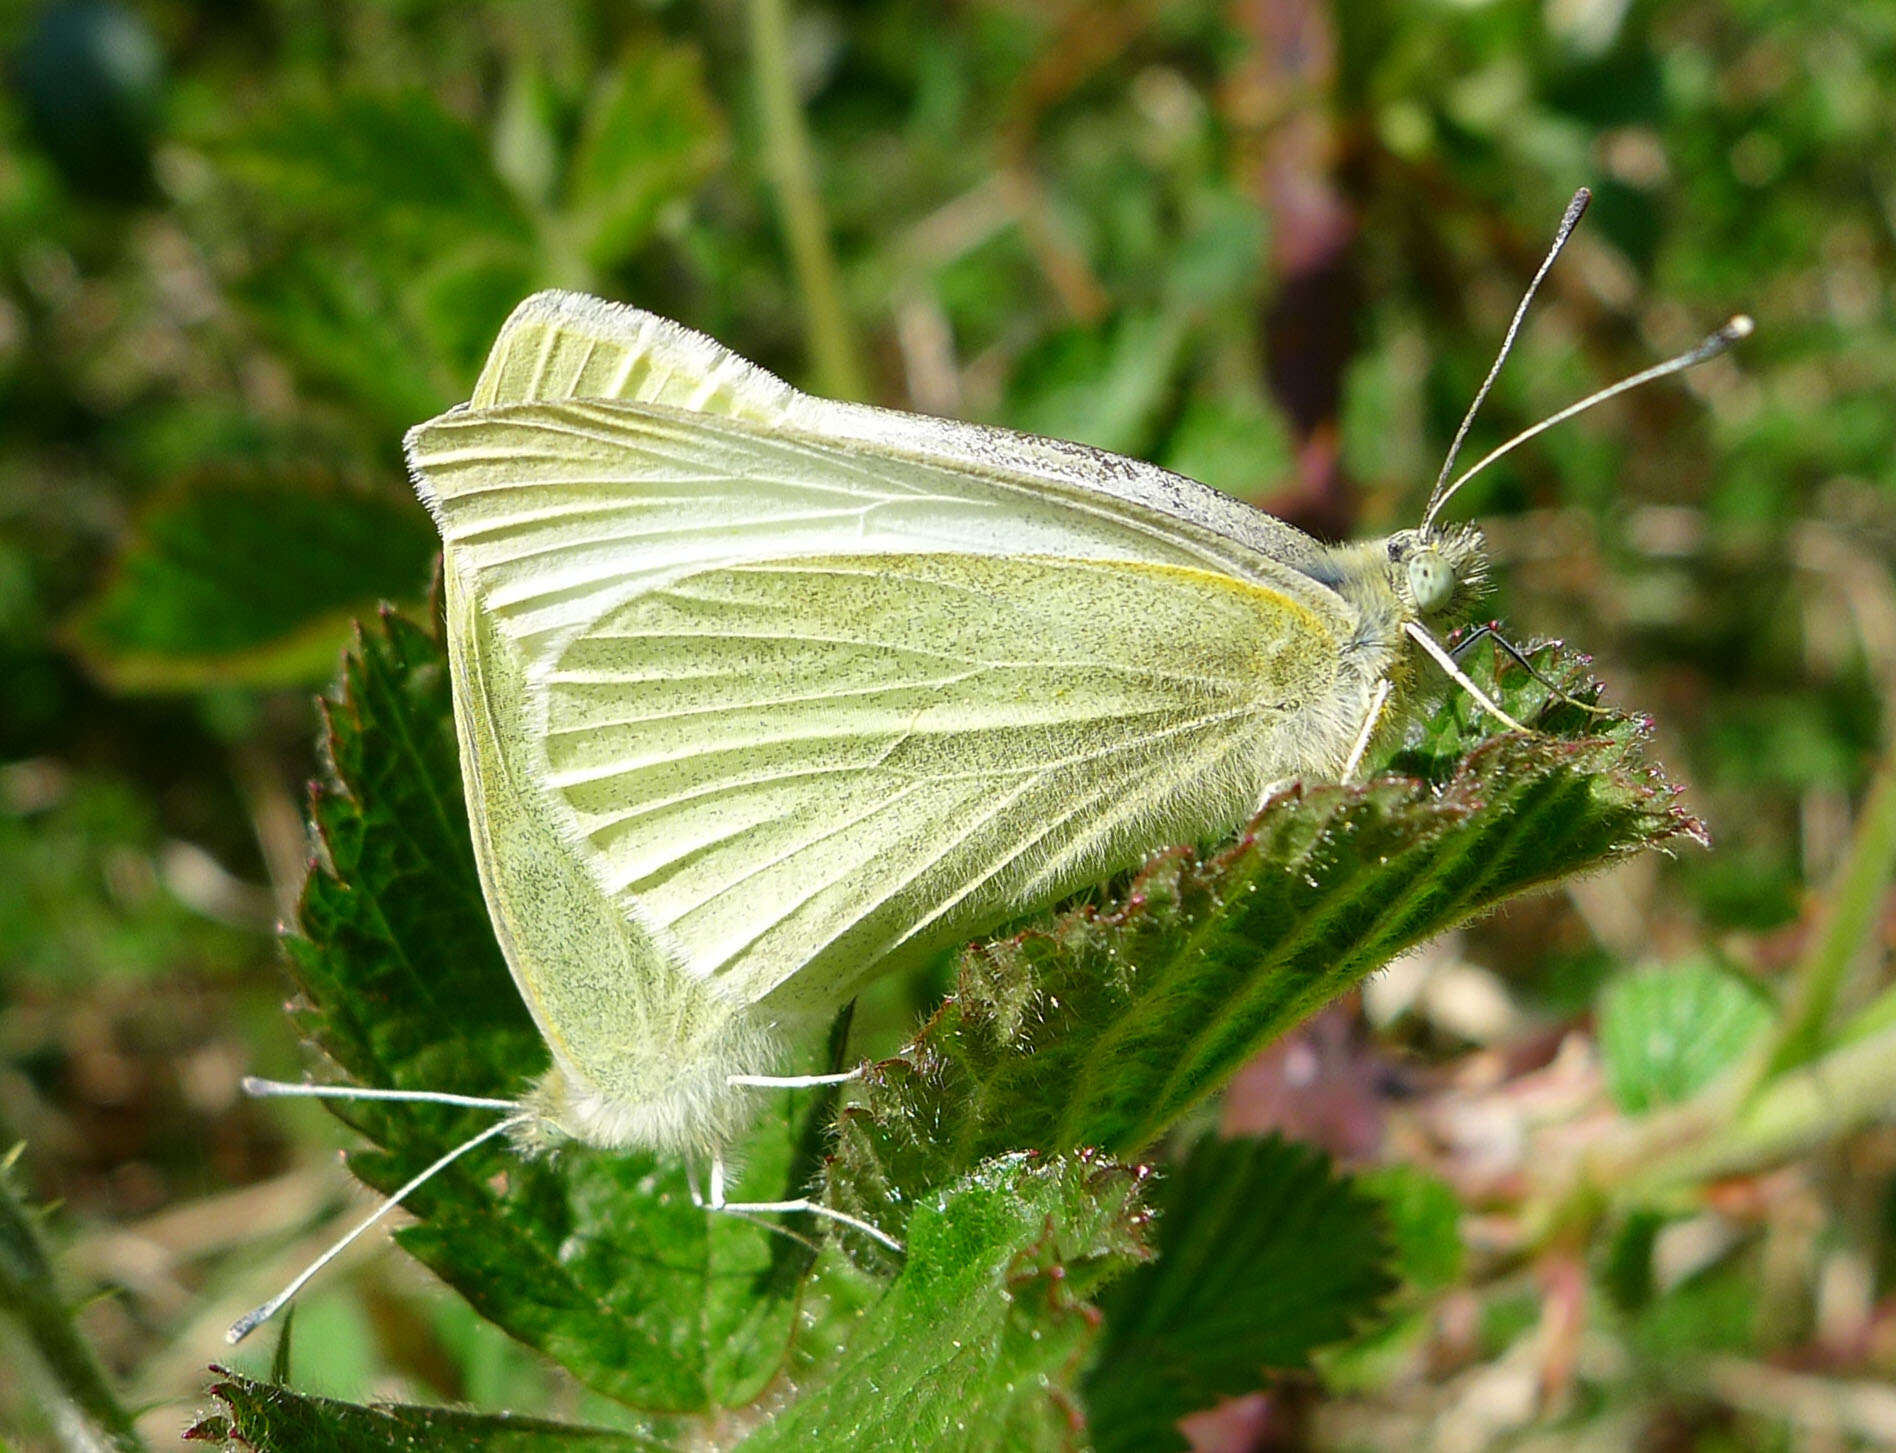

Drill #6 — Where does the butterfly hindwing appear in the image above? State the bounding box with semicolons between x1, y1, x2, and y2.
534;550;1354;1010
443;567;758;1140
471;292;1322;572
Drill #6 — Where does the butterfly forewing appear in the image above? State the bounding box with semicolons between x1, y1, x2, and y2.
408;397;1349;656
535;551;1352;1010
452;290;1327;575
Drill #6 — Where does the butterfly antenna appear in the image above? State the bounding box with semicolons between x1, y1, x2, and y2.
1423;313;1754;529
228;1080;527;1343
1424;188;1592;524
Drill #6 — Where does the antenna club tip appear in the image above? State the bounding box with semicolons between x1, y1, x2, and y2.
1726;313;1755;340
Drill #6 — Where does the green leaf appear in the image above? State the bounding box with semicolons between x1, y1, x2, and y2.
566;43;726;270
1355;1163;1465;1292
240;250;476;433
0;771;254;982
216;91;531;252
1158;390;1295;502
1627;1261;1761;1360
1310;1164;1466;1397
492;63;563;210
275;608;822;1413
830;643;1699;1245
734;1154;1147;1453
1085;1136;1394;1453
1004;309;1188;456
1600;1209;1668;1313
1597;956;1774;1114
70;471;436;691
215;91;537;426
410;243;542;384
190;1369;666;1451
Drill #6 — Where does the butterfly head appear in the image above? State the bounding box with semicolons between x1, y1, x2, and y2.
1388;525;1488;625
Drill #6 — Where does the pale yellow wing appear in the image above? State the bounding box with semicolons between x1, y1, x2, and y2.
411;291;1335;655
534;550;1353;1012
468;290;1327;582
441;567;763;1150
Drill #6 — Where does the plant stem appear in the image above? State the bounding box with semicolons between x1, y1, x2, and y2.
749;0;867;401
1583;1018;1896;1205
1745;732;1896;1092
0;1170;145;1453
1526;750;1896;1240
1838;969;1896;1046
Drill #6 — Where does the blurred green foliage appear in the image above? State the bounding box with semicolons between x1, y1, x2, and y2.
1597;955;1774;1114
0;0;1891;1448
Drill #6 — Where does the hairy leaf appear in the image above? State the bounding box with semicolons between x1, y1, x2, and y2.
734;1154;1147;1453
276;607;824;1413
1085;1136;1394;1452
189;1369;665;1451
1355;1163;1465;1292
829;643;1700;1243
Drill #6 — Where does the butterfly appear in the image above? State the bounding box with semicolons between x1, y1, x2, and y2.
230;188;1746;1341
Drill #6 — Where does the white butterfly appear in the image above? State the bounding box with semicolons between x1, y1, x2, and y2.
231;189;1746;1340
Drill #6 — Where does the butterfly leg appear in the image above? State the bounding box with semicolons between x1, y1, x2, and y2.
706;1148;904;1252
1342;679;1393;781
727;1067;862;1089
684;1154;706;1209
1452;624;1611;716
1405;621;1529;734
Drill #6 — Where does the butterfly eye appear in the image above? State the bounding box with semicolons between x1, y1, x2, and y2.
1407;549;1455;614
